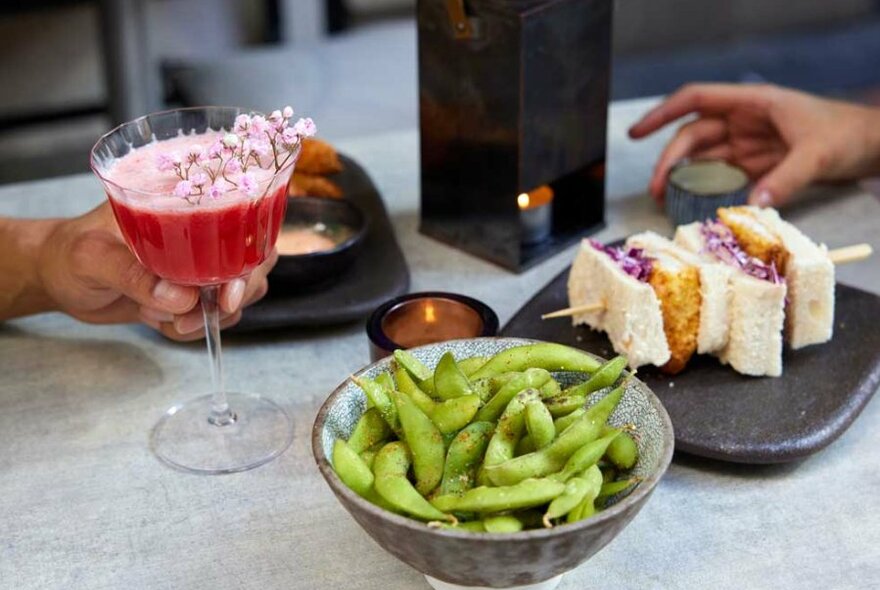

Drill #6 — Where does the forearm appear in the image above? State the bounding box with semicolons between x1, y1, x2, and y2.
0;217;60;320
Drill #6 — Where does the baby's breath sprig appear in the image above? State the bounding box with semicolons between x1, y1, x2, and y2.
155;106;316;204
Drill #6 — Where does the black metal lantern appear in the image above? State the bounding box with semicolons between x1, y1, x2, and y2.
418;0;613;272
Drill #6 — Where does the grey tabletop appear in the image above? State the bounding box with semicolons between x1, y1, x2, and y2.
1;99;879;590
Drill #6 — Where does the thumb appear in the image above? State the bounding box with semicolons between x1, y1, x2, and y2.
749;145;825;208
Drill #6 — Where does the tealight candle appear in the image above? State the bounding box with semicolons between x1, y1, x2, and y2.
367;292;500;361
519;185;554;245
665;159;750;226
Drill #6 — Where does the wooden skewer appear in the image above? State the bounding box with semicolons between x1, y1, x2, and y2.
828;243;872;265
541;302;604;320
543;243;873;320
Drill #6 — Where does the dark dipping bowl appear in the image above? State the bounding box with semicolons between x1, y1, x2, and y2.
271;196;367;286
312;337;675;589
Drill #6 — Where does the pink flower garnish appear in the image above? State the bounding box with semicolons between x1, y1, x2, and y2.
239;172;258;196
190;172;209;187
233;114;251;133
154;105;313;203
280;127;299;146
293;117;317;137
225;158;241;174
173;180;193;197
157;152;180;171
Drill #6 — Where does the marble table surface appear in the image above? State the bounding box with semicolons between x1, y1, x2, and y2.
1;98;878;590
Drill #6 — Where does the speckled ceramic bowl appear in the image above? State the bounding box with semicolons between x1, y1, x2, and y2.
312;338;674;589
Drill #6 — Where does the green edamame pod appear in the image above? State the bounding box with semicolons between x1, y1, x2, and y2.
597;477;640;503
604;429;639;470
435;520;486;532
333;439;375;498
539;378;562;399
469;343;602;380
483;389;541;470
393;365;438;416
375;372;395;394
566;465;604;523
483;515;524;533
431;478;566;514
347;407;392;453
525;399;556;449
543;476;591;527
561;355;628;400
549;430;620;483
475;368;551;422
471;378;494;403
391;391;445;495
353;376;402;436
553;407;585;434
440;421;494;496
545;394;587;418
515;434;536;456
373;442;452;522
393;349;433;382
434;352;476;401
432;394;482;435
359;443;383;470
484;384;625;486
458;355;490;377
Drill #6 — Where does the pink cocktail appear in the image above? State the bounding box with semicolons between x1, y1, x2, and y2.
104;132;288;286
91;107;310;474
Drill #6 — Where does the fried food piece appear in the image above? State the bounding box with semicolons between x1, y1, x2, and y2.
289;172;344;199
297;138;344;175
648;262;702;375
717;207;787;274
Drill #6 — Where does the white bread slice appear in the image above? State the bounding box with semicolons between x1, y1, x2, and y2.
748;207;835;349
568;240;670;369
628;231;731;355
674;223;786;377
720;274;786;377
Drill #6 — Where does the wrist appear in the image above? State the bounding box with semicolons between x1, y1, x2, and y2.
0;217;62;320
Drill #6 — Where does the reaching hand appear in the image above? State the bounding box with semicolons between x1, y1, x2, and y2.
628;83;880;207
34;202;275;341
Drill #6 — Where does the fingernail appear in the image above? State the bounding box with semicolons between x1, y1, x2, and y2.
751;189;773;207
153;280;193;308
140;307;174;323
175;314;204;334
225;279;246;311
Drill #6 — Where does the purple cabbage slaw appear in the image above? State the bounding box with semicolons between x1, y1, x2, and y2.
700;220;783;284
589;239;653;282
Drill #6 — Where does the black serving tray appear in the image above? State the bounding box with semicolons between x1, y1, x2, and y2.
232;155;409;331
501;263;880;464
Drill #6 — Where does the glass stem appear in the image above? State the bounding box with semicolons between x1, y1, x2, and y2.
201;285;235;426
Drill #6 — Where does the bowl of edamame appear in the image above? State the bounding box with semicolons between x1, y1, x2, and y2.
312;338;674;589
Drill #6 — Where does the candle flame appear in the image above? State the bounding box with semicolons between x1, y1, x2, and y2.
517;193;530;210
424;302;437;323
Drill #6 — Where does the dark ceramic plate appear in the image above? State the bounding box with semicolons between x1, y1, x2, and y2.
232;155;409;331
501;263;880;464
272;196;368;287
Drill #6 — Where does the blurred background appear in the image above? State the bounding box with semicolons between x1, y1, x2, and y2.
3;0;880;185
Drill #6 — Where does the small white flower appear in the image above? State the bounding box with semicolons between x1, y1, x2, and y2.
282;106;294;119
222;133;239;148
225;159;241;174
292;117;316;137
191;172;209;187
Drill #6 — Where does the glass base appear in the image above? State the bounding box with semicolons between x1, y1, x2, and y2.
151;393;293;474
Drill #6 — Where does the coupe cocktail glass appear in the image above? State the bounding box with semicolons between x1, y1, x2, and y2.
91;107;299;474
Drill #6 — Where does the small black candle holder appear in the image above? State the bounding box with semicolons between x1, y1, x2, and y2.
418;0;613;272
